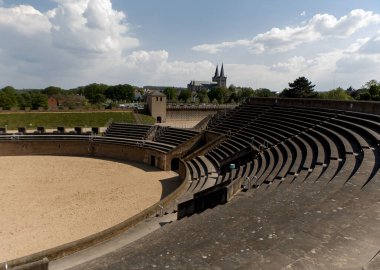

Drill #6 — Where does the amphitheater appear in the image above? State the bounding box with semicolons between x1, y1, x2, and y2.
0;98;379;270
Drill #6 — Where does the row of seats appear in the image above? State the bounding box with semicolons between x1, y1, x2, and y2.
183;156;219;198
93;136;175;153
183;156;256;198
105;123;199;148
153;127;199;146
104;123;153;140
191;103;380;192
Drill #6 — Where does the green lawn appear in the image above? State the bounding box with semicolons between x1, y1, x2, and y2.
138;114;156;125
0;112;155;130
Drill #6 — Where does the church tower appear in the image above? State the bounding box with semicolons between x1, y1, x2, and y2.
212;65;219;83
219;64;227;88
212;64;227;88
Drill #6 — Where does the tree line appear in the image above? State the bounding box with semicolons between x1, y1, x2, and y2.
164;77;380;103
164;86;274;104
279;77;380;101
1;78;379;110
0;83;139;110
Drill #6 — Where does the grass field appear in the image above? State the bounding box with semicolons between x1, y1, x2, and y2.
0;112;155;130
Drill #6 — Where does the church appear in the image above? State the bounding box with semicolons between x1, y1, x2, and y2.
187;64;227;92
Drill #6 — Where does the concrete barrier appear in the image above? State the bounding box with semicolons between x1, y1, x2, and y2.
177;176;243;220
177;187;227;219
226;177;244;200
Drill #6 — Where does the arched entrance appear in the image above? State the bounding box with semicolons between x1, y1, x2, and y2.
157;116;162;123
171;158;180;171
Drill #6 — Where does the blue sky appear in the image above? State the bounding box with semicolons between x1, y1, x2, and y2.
0;0;379;91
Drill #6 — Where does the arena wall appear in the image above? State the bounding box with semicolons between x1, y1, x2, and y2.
166;110;218;121
249;97;380;114
0;140;167;170
183;131;225;161
166;132;204;165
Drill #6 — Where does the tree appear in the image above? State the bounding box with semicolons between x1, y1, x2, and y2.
30;92;48;109
105;84;134;102
369;84;380;97
0;86;18;109
358;92;371;100
17;92;32;109
197;89;209;103
237;87;254;102
280;77;317;98
208;87;229;104
363;79;379;89
254;88;274;97
43;86;64;97
358;79;380;100
163;87;178;101
178;89;192;102
319;87;353;100
83;83;108;104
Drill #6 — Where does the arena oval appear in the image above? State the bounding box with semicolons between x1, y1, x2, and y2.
0;138;189;266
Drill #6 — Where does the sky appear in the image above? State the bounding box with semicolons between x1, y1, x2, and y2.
0;0;379;91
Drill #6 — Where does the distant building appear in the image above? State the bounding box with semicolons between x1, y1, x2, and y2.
187;80;217;92
212;64;227;88
48;97;58;110
188;64;227;92
143;86;186;92
147;90;167;123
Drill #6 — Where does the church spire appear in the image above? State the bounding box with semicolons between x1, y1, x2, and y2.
214;65;219;78
220;63;225;77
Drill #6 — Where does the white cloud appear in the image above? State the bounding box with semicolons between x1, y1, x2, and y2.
267;37;380;90
124;50;214;86
0;0;217;89
334;34;380;85
192;9;380;54
220;34;380;91
49;0;139;56
0;2;214;89
0;5;51;36
270;56;312;73
0;3;379;92
300;11;306;17
0;0;138;57
356;32;380;54
0;0;142;88
192;40;251;54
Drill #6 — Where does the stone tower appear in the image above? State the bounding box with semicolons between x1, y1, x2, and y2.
212;64;227;88
147;91;166;123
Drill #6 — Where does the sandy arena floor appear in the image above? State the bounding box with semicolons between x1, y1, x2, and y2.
0;156;178;262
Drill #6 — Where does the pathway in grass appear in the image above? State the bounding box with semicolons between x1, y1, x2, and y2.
0;112;155;130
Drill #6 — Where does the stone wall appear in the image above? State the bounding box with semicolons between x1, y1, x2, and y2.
165;133;204;170
248;97;380;114
0;140;167;170
166;110;217;122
